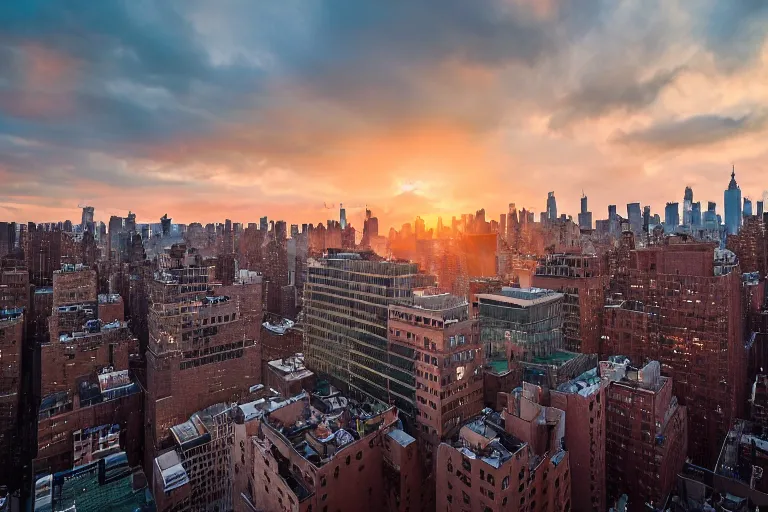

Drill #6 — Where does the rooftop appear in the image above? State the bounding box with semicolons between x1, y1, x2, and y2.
98;294;122;304
262;386;395;468
556;367;601;397
477;287;563;307
55;263;90;273
387;429;416;448
58;320;128;343
170;402;234;452
716;419;768;487
452;412;525;469
34;452;154;512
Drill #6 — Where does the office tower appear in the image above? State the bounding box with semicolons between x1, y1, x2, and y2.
388;292;482;466
627;202;642;234
683;186;693;226
81;206;94;233
664;202;680;231
547;191;558;221
145;249;263;471
691;201;702;227
725;167;742;235
259;216;268;231
744;197;753;217
601;241;745;466
125;211;136;233
604;360;687;510
290;224;299;238
0;222;16;258
340;203;347;229
498;214;506;240
303;251;434;423
578;194;593;230
758;201;765;218
703;201;718;230
415;216;426;239
608;204;618;235
532;253;607;354
642;205;651;233
160;214;171;237
507;203;519;244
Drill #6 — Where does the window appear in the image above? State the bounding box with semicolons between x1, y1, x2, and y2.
502;477;509;490
346;455;351;465
356;451;363;460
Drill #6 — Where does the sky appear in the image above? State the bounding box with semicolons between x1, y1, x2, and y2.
2;0;768;231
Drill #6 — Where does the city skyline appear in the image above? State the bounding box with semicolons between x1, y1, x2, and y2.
3;2;768;228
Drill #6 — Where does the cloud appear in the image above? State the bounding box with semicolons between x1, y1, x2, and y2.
696;0;768;70
549;67;685;130
2;0;768;227
611;111;768;152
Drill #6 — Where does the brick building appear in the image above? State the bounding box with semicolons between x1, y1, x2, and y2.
603;359;687;511
388;290;483;470
35;370;144;474
436;407;571;512
241;388;422;512
532;253;608;354
0;265;29;312
145;261;263;472
0;309;23;485
601;239;746;466
153;402;236;512
550;367;607;512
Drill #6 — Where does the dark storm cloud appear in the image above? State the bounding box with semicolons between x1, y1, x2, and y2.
548;67;685;131
612;112;768;152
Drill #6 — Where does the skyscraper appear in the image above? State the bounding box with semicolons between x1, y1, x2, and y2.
758;201;765;218
608;204;618;235
691;201;702;227
744;197;753;217
704;201;718;230
627;202;642;234
683;186;693;226
80;206;94;233
578;194;592;230
724;167;742;235
339;203;347;229
546;191;558;221
664;202;680;231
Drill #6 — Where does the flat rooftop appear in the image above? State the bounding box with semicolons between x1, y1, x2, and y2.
477;287;563;307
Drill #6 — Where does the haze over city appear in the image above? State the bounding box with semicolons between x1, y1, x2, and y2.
3;1;768;229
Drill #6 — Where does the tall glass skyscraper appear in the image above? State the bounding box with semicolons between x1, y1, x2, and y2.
547;191;558;221
664;202;680;232
724;167;742;235
683;186;693;226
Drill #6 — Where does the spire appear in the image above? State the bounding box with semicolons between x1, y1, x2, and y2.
728;165;739;190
